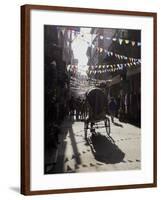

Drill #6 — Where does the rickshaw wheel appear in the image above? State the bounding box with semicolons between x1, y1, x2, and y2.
105;118;110;136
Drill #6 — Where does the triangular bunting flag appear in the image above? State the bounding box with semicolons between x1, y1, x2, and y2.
125;40;129;44
100;35;104;40
119;38;123;45
131;41;135;46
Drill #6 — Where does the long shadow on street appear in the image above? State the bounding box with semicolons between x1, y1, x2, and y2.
47;118;81;174
90;133;125;164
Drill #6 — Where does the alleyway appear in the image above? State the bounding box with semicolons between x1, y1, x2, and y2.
44;25;141;175
46;116;141;174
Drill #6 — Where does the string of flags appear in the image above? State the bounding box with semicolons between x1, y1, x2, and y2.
87;61;141;74
77;31;141;47
67;60;141;74
97;34;141;46
75;36;140;62
57;27;141;46
67;51;140;72
94;49;140;62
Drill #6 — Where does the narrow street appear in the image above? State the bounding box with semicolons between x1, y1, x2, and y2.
46;116;141;174
44;26;141;175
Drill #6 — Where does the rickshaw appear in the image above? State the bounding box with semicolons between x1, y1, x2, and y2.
84;87;111;140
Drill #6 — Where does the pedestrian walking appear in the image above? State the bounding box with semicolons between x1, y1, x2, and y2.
108;97;117;123
69;96;75;119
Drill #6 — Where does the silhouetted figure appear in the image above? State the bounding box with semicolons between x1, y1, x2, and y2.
108;97;117;123
75;98;81;121
81;99;86;120
69;96;75;119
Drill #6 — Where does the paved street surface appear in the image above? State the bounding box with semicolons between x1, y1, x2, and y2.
46;116;141;174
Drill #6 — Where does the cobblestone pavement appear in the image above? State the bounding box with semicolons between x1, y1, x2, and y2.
46;116;141;174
